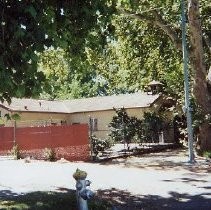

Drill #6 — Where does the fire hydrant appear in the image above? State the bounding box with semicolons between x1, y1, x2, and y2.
73;169;95;210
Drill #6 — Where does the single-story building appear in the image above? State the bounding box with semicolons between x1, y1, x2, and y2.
0;91;174;142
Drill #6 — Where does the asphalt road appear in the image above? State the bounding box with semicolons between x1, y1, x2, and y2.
0;149;210;209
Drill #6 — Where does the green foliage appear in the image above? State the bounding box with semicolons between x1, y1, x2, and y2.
91;136;112;156
37;0;186;99
108;108;168;144
108;108;142;145
4;113;21;121
141;112;164;143
44;148;56;162
0;0;115;101
0;117;5;126
38;48;109;100
10;144;21;160
86;11;184;97
1;0;210;154
38;48;69;99
203;151;211;159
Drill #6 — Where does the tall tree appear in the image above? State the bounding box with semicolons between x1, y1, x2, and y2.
38;48;69;99
38;48;109;99
1;0;210;150
0;0;114;101
86;14;184;98
113;0;211;151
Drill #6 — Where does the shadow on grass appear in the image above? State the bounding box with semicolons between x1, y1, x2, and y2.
97;188;211;210
0;188;111;210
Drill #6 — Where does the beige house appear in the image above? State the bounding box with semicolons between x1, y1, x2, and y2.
0;99;69;127
0;92;168;140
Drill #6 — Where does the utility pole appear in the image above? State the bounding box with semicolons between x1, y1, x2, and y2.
181;0;195;163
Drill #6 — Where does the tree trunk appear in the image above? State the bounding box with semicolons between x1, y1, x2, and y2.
197;123;211;152
188;0;211;151
122;1;211;151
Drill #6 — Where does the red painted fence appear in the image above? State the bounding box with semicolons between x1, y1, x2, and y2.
0;124;90;161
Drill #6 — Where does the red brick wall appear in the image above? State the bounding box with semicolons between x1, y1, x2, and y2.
0;124;90;161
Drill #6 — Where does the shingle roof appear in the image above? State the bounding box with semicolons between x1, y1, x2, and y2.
63;92;160;113
0;98;69;113
0;92;160;114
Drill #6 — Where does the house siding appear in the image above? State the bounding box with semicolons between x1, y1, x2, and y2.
1;111;69;127
69;107;152;139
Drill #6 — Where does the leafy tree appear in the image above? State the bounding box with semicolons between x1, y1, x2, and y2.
108;108;142;148
87;0;211;151
108;108;168;146
141;112;164;143
86;14;184;98
1;0;211;151
38;48;109;99
38;48;69;99
113;0;211;151
0;0;115;101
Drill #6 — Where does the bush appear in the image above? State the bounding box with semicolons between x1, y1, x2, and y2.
203;151;211;159
44;148;56;161
108;108;142;146
141;112;165;143
91;136;112;157
10;144;21;160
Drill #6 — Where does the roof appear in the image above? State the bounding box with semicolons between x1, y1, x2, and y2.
63;92;160;113
0;98;69;113
0;92;161;114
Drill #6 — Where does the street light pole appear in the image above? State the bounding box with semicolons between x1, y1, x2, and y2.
181;0;195;163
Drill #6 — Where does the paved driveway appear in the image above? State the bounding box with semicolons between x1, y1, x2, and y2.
0;149;210;209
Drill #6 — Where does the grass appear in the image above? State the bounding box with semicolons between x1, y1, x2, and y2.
0;190;111;210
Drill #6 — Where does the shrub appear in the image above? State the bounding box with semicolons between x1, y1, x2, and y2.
203;151;211;159
108;108;141;147
10;144;21;160
44;148;56;161
91;136;111;157
141;112;164;143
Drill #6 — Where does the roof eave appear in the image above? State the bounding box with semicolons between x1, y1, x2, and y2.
5;110;69;114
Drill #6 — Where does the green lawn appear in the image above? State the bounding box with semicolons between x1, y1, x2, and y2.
0;190;111;210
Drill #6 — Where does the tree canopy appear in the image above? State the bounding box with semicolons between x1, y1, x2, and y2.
0;0;115;102
1;0;211;150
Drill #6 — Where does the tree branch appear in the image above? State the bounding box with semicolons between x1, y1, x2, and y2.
119;9;182;51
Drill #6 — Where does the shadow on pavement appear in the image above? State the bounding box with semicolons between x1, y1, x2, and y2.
162;177;209;183
97;148;211;174
97;188;211;210
0;188;112;210
1;188;211;210
0;189;77;210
